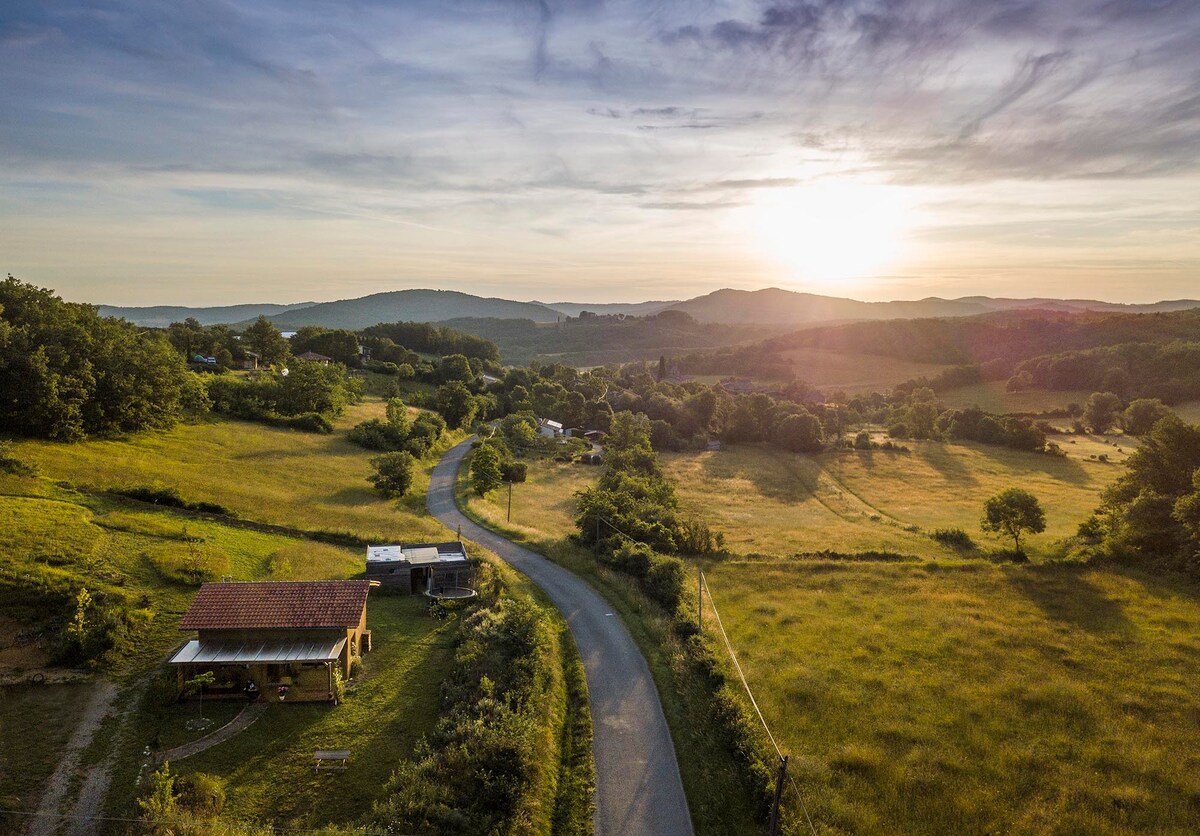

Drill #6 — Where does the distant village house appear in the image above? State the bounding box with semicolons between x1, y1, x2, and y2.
537;418;564;438
296;350;333;365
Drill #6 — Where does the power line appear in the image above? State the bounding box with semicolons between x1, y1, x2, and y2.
700;572;818;836
0;807;409;835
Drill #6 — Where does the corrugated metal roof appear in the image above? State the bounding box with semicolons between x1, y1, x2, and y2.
168;637;347;665
179;581;371;630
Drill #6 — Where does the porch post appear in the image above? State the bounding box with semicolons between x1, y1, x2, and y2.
327;661;332;701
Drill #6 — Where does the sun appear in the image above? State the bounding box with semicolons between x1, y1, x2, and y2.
747;182;915;289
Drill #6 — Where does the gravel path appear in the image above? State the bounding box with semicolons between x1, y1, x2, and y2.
157;702;267;764
428;439;694;836
26;680;118;836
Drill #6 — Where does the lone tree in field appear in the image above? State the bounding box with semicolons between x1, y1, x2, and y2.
470;443;503;497
368;451;415;498
981;488;1046;553
1083;391;1123;434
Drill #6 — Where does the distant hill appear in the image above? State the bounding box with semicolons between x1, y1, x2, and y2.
97;302;316;328
538;300;677;318
662;288;992;324
240;290;563;330
96;286;1200;332
661;287;1200;325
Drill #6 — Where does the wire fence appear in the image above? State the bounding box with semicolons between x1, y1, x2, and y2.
699;571;818;836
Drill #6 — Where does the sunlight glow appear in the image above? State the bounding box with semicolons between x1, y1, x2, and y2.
748;182;916;289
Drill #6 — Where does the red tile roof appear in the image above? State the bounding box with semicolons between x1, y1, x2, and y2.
180;581;371;631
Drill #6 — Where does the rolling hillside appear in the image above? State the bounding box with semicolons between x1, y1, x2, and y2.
251;289;562;330
97;302;316;327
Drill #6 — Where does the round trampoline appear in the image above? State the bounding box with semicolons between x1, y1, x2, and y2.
426;587;477;600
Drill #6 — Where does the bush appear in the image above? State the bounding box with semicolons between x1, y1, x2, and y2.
368;452;416;498
348;418;410;451
0;441;35;475
115;486;235;517
175;773;226;818
930;527;975;551
645;555;686;610
500;460;528;484
608;541;653;578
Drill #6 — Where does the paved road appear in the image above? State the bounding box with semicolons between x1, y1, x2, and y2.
428;440;695;836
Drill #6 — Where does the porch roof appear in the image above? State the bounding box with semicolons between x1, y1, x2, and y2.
168;636;347;666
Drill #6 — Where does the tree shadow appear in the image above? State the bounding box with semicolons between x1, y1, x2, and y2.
1007;564;1133;634
701;445;816;503
917;444;979;486
325;486;377;507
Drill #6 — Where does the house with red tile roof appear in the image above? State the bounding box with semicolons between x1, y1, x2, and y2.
168;580;374;703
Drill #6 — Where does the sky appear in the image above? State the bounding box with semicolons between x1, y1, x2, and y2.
1;0;1199;306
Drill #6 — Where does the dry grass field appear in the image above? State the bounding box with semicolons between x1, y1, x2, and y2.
697;558;1200;834
777;348;953;393
662;438;1123;561
938;382;1094;414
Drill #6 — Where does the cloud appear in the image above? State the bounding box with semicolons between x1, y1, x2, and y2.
2;0;1199;301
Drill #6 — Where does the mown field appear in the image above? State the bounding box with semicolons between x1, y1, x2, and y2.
12;401;453;544
776;348;954;394
664;437;1125;561
938;381;1093;415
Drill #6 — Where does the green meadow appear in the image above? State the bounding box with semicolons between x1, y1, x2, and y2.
12;401;454;544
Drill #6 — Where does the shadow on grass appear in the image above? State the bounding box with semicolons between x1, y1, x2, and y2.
1007;565;1133;634
701;444;818;503
918;444;980;486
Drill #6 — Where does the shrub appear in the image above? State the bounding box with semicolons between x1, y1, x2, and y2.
0;441;35;475
608;541;653;578
175;773;226;818
500;460;527;484
930;528;975;551
368;452;415;498
114;486;235;517
348;418;409;451
645;555;686;610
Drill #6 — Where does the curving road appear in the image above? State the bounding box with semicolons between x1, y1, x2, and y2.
427;440;694;836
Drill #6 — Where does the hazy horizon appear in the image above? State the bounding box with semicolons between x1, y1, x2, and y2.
80;284;1200;311
4;1;1199;306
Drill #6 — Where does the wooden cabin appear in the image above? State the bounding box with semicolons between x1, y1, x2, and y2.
168;580;373;703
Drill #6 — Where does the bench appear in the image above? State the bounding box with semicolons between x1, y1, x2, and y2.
313;750;351;772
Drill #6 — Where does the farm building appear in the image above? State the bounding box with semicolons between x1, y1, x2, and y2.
537;418;564;438
366;541;474;597
168;580;373;703
296;350;333;365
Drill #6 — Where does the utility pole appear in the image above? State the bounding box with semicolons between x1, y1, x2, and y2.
767;755;788;836
595;513;600;559
507;481;513;522
698;570;704;633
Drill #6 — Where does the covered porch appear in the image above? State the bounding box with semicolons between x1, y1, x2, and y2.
169;636;347;703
